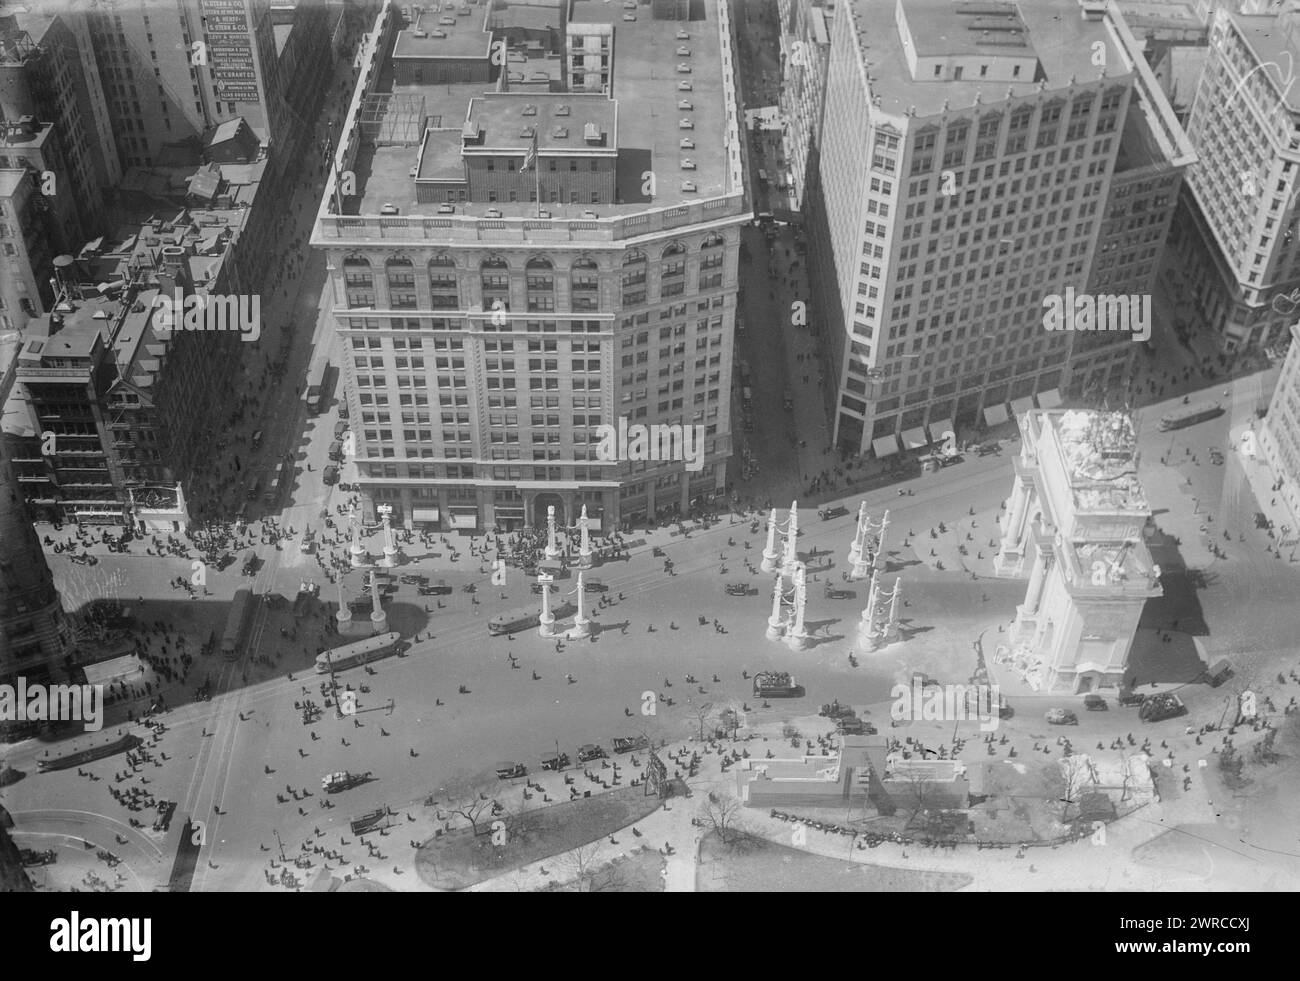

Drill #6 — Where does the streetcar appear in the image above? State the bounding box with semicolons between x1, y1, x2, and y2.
488;601;576;636
314;632;404;673
1158;401;1223;431
221;588;255;661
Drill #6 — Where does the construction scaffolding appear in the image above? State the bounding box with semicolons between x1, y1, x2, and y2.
358;92;426;146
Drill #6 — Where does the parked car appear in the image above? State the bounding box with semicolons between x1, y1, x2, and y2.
1083;694;1107;711
1045;708;1078;725
612;735;648;754
494;762;526;780
334;420;349;439
418;580;452;596
725;582;751;596
540;752;570;771
576;743;606;763
818;505;849;521
399;574;428;586
323;465;339;485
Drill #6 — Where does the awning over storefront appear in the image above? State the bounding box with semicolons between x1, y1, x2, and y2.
584;517;603;532
983;403;1009;426
872;435;901;458
448;510;477;529
1036;388;1062;409
1010;396;1035;418
901;427;929;450
412;508;440;522
927;419;955;446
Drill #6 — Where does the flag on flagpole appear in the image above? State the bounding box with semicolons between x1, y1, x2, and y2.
521;130;538;172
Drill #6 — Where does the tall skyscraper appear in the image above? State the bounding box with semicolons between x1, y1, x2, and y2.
806;0;1192;457
1169;0;1300;354
311;0;748;531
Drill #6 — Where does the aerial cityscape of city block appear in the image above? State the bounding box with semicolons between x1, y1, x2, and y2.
1;0;1299;903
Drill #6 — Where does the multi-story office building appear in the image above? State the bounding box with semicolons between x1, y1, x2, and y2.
0;359;72;716
808;0;1191;457
4;204;250;527
775;0;832;211
0;5;120;239
1169;0;1300;354
1259;323;1300;531
311;0;748;531
77;0;331;192
0;167;53;331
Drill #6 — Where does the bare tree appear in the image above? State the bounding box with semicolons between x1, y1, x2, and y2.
699;791;756;849
557;841;605;892
691;700;715;742
897;769;944;832
438;772;496;837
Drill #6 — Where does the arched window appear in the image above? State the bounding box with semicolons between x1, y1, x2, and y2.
622;250;646;266
661;242;685;258
700;234;724;250
481;256;509;297
428;255;458;308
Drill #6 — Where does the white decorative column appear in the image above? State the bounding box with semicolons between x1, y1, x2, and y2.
335;579;352;630
765;573;786;640
368;569;388;634
786;562;810;651
577;505;594;568
760;508;780;573
847;501;870;579
568;570;591;639
995;476;1032;576
538;577;556;637
779;501;799;575
885;577;902;642
378;504;399;567
348;505;368;568
872;509;890;574
544;505;562;560
859;569;883;651
1011;548;1052;644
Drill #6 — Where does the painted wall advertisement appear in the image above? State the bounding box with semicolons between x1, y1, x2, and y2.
200;0;260;103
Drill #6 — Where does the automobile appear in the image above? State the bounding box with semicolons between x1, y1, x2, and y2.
1140;692;1187;723
612;735;648;754
783;391;794;410
818;505;849;521
540;752;570;771
577;743;606;763
323;465;340;485
1117;687;1146;707
822;583;852;600
819;699;855;719
973;442;1000;456
1083;694;1108;711
334;420;349;439
836;717;877;736
530;582;558;595
582;578;607;593
1045;708;1078;725
494;761;526;780
251;429;264;448
328;441;344;462
242;552;258;576
724;582;751;596
418;580;452;595
398;574;428;586
322;770;370;793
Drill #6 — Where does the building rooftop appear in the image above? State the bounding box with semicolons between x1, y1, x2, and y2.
1050;410;1148;513
0;168;26;197
1230;9;1300;114
392;2;494;60
849;0;1126;117
345;0;736;218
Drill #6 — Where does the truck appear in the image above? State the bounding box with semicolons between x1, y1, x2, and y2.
322;770;370;794
753;671;802;698
1140;692;1187;723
